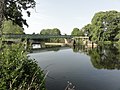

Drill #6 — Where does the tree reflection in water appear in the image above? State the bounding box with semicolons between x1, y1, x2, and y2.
72;44;120;70
89;44;120;70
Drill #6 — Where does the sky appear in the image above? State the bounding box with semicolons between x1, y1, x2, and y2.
23;0;120;35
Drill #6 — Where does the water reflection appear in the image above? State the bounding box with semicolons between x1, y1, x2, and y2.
29;44;120;90
72;45;92;54
72;44;120;70
88;45;120;70
31;44;120;70
31;46;70;53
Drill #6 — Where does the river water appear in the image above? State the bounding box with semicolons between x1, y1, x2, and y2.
28;45;120;90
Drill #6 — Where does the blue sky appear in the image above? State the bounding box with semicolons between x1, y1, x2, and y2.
23;0;120;34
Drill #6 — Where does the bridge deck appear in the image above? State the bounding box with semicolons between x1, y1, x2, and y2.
1;34;89;39
2;34;74;39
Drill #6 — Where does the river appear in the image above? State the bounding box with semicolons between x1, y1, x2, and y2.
28;45;120;90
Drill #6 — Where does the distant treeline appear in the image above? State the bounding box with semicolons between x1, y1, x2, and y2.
2;10;120;44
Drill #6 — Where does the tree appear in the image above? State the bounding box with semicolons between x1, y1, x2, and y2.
93;11;120;41
2;20;25;34
40;28;61;35
5;0;35;27
82;24;93;38
71;28;84;36
0;1;46;90
52;28;61;35
40;28;62;42
71;28;79;35
0;0;4;33
115;31;120;40
0;0;35;29
83;10;120;42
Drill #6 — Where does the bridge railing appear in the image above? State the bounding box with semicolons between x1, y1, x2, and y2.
1;34;76;39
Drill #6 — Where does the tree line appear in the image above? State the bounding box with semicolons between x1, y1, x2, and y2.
39;10;120;44
2;10;120;44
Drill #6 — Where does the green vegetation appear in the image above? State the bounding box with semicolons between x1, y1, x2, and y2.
0;43;46;90
88;45;120;69
82;10;120;43
72;44;120;70
1;2;120;89
82;24;93;37
40;28;61;35
0;1;46;90
115;30;120;40
1;20;25;34
0;0;36;35
0;1;4;29
4;0;36;28
71;28;84;36
40;28;64;43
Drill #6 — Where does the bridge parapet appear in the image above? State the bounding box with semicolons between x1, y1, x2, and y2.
1;34;76;39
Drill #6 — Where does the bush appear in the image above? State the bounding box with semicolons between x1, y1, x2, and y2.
0;44;46;90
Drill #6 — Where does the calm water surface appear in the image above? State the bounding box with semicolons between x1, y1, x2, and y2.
28;46;120;90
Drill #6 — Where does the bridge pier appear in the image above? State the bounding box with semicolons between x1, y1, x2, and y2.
21;39;32;50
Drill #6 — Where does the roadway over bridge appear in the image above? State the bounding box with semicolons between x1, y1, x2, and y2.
1;34;75;39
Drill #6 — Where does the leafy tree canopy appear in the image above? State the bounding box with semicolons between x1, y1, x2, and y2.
115;32;120;40
82;10;120;42
81;24;93;37
2;20;25;34
40;28;61;35
1;0;36;28
71;28;84;36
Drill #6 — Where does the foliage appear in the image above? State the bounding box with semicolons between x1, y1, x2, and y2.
115;41;120;53
82;10;120;43
40;28;61;35
88;45;120;69
1;20;25;34
88;48;102;69
40;28;63;43
115;30;120;40
0;44;46;90
72;45;88;53
82;24;93;39
3;0;36;28
72;45;80;52
71;44;120;70
0;1;4;28
71;28;84;36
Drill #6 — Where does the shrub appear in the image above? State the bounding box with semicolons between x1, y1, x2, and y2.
0;44;46;90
